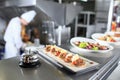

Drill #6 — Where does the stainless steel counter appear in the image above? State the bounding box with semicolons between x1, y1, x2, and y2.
0;44;119;80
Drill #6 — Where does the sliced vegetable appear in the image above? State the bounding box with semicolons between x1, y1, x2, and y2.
79;42;88;48
92;46;98;50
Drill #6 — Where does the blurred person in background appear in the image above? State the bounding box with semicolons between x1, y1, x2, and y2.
4;10;36;59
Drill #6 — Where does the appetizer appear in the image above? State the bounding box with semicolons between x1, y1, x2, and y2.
50;45;57;54
98;35;116;42
59;50;67;59
71;54;85;66
45;45;51;52
64;53;73;63
44;45;86;67
54;48;61;56
73;41;109;50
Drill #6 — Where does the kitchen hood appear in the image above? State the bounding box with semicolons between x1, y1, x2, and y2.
35;0;82;26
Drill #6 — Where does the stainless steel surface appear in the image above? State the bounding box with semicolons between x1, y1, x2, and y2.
55;27;71;45
36;0;65;26
0;0;36;7
36;0;82;26
107;63;120;80
95;0;111;33
0;44;119;80
89;52;119;80
5;0;36;7
0;57;72;80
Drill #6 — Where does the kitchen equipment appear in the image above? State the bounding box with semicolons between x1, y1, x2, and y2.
19;49;40;68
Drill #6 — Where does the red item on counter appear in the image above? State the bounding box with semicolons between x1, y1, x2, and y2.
111;21;116;32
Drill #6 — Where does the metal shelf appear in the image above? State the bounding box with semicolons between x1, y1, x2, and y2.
77;24;87;28
74;11;95;37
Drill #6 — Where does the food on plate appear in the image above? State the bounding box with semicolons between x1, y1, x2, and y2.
71;54;85;66
54;48;61;56
73;41;109;50
45;45;52;52
59;50;67;59
114;33;120;37
98;35;116;42
79;42;88;48
116;27;120;32
74;41;80;46
51;45;57;54
64;53;73;62
44;45;86;67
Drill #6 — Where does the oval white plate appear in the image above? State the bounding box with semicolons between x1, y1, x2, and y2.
70;37;113;53
92;33;120;46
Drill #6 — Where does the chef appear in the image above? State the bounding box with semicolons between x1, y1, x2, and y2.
4;10;36;59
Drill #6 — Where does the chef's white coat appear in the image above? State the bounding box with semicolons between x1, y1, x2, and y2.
4;17;23;59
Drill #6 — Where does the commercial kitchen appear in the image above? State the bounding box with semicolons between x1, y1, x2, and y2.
0;0;120;80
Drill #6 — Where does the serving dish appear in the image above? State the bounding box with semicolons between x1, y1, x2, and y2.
92;33;120;46
36;45;99;73
70;37;113;53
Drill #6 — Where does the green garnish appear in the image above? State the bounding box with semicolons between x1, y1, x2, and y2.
92;46;98;50
79;42;88;48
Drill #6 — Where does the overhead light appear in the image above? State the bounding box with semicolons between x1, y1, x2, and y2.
81;0;88;2
73;1;77;6
58;0;62;4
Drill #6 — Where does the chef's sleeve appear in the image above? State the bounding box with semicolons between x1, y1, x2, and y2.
13;23;23;50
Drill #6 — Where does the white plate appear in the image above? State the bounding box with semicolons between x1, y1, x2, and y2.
92;33;120;46
70;37;113;53
37;46;99;73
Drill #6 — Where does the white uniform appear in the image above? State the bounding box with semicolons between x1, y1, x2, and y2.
4;17;23;59
4;10;37;59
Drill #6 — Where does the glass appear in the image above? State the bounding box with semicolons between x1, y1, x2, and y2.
42;21;56;45
34;38;40;46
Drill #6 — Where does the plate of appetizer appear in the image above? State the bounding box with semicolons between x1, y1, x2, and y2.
36;45;99;73
92;33;120;46
70;37;113;53
105;31;120;41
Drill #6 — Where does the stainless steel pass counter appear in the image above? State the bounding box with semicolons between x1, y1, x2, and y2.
0;44;119;80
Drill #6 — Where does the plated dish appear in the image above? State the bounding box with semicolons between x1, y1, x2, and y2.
105;31;120;40
70;37;113;53
37;45;99;73
92;33;120;46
